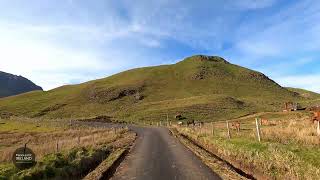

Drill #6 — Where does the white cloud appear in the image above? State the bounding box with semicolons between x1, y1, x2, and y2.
0;22;129;90
0;0;319;93
274;74;320;93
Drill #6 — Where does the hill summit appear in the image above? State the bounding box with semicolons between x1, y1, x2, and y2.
0;55;301;121
0;71;43;98
185;55;230;63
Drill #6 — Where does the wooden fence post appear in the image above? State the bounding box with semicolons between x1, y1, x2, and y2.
226;121;231;139
24;143;27;154
255;118;261;142
317;121;320;136
56;140;59;152
211;122;214;136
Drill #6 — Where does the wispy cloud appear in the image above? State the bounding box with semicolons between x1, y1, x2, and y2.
0;0;319;92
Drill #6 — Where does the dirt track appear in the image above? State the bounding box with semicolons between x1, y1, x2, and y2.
109;126;221;180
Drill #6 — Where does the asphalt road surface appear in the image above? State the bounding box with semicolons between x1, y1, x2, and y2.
109;126;221;180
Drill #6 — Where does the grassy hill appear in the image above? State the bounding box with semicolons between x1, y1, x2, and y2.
286;87;320;99
0;55;303;122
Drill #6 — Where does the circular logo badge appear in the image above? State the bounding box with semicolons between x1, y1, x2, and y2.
12;146;36;169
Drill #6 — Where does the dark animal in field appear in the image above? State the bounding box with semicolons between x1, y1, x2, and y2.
311;111;320;124
231;121;241;132
175;114;182;119
186;120;195;126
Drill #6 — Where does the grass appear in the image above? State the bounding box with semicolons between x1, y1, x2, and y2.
0;55;307;123
0;118;135;179
0;120;129;163
0;119;56;133
174;111;320;179
84;148;127;180
287;87;320;99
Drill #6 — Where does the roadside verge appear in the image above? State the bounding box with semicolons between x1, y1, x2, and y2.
169;128;263;180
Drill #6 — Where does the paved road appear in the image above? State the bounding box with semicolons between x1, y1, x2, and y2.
109;126;221;180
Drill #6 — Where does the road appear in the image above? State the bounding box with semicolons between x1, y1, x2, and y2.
109;126;221;180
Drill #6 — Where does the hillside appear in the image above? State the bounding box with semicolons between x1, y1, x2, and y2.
0;71;43;98
286;87;320;99
0;55;303;122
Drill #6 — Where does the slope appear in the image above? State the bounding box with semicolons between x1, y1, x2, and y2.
286;87;320;99
0;55;302;122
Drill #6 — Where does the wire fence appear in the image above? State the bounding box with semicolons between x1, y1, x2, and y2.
149;114;320;145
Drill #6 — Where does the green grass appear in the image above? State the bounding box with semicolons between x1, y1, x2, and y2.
1;146;110;179
0;127;135;179
0;55;309;122
178;128;320;179
0;119;56;133
84;148;126;180
287;87;320;99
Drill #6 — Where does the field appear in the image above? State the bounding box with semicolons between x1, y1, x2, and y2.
0;118;135;179
173;111;320;179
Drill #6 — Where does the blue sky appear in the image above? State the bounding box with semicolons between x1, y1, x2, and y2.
0;0;319;92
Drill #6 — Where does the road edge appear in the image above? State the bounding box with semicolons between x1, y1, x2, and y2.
84;134;137;180
169;128;258;180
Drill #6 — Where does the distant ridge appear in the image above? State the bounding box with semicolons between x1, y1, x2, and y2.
0;71;43;98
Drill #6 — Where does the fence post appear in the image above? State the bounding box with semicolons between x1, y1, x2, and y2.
317;121;320;136
24;143;27;154
255;118;261;142
226;121;231;139
211;122;214;136
56;140;59;152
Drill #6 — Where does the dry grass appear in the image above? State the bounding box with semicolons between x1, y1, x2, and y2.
0;118;130;163
188;111;320;146
176;127;320;179
173;111;320;179
262;119;320;146
0;128;128;163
